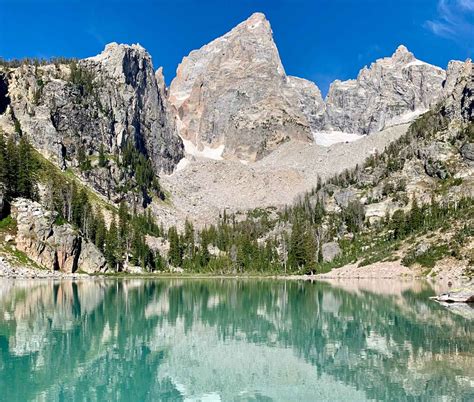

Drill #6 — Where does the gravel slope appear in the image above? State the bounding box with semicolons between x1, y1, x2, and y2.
157;124;410;227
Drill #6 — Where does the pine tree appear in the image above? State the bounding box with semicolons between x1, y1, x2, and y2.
105;218;119;270
5;136;18;200
95;214;107;252
183;219;195;259
118;201;129;251
98;143;107;167
288;219;306;271
0;132;6;188
168;226;182;267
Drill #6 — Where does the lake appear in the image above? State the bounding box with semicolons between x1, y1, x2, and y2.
0;278;472;401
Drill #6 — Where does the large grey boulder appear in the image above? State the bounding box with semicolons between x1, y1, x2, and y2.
461;143;474;162
322;242;342;263
11;198;106;273
334;189;358;209
434;288;474;303
78;240;107;273
418;142;453;179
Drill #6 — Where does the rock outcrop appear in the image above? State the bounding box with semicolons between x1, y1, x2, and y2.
322;242;342;263
11;198;107;273
434;288;474;303
169;13;314;161
443;59;473;121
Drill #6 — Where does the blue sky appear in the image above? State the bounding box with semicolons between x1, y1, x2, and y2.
0;0;473;95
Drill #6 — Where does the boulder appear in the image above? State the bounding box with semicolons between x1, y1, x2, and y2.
78;240;107;273
434;288;474;303
322;242;342;263
418;142;453;179
334;189;358;209
461;143;474;162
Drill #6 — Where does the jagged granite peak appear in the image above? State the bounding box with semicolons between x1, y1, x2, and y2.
443;59;473;121
443;59;472;97
322;45;446;135
82;42;183;173
169;12;313;161
155;67;167;96
3;42;183;201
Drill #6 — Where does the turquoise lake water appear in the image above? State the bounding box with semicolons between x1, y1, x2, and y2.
0;279;472;401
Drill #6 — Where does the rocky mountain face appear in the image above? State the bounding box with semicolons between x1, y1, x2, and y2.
169;13;316;161
0;43;183;201
322;45;446;134
169;14;465;161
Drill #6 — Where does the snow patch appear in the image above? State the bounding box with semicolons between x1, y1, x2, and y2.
404;59;429;68
175;158;190;172
182;138;225;160
384;109;427;127
313;131;365;147
404;59;444;71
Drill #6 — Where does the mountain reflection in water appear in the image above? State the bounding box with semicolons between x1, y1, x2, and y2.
0;279;472;401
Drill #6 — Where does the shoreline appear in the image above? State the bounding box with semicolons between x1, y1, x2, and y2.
1;258;471;285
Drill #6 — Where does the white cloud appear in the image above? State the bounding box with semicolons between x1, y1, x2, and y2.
459;0;474;11
425;0;474;45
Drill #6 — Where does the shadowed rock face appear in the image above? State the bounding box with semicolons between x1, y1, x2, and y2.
0;74;10;115
3;43;183;202
82;43;184;174
169;13;316;161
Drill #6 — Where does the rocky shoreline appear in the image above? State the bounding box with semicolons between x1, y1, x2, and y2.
0;257;86;279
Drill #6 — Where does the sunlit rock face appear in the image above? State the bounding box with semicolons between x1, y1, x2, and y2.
169;13;315;161
443;59;473;121
323;46;446;134
169;14;454;159
11;198;106;273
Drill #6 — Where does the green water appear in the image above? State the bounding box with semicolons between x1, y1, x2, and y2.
0;279;472;401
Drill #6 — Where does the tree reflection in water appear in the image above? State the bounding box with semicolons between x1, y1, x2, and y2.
0;279;472;401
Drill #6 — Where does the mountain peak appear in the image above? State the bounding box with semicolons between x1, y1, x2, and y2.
235;12;271;32
391;44;415;63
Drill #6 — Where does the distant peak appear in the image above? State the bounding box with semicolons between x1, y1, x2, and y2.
239;12;270;31
394;44;410;54
391;45;415;62
247;12;267;22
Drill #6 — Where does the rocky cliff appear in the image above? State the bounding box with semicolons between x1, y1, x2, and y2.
11;198;107;273
322;45;446;134
0;43;183;202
